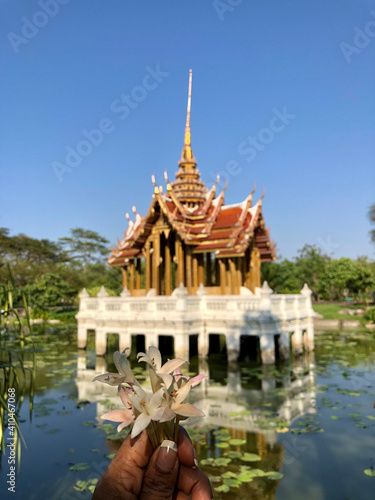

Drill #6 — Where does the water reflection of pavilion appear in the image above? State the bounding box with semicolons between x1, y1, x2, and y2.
76;351;315;444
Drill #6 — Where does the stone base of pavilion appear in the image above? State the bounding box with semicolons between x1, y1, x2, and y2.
76;282;315;365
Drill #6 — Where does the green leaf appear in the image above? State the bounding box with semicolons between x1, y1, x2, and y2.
265;471;284;480
106;453;116;460
241;452;261;462
223;478;240;488
237;471;254;483
229;438;246;446
214;484;230;493
69;463;91;471
221;471;237;479
366;415;375;420
216;442;229;449
330;415;340;420
364;469;375;477
224;451;242;459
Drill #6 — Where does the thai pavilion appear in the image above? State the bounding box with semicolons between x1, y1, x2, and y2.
108;70;275;296
76;71;314;364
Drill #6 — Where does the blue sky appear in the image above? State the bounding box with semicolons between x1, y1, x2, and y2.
1;0;374;260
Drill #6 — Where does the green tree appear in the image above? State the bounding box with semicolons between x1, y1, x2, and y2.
24;273;75;308
58;228;109;270
295;244;330;301
319;258;374;300
261;259;303;293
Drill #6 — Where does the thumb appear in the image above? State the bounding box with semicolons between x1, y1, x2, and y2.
140;439;179;500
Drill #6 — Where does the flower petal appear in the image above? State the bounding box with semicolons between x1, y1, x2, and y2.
149;388;165;411
92;373;126;386
131;413;151;438
189;373;207;387
174;380;192;405
159;407;175;423
160;358;187;374
147;346;162;370
101;410;132;423
117;420;132;432
174;403;204;417
118;385;133;410
113;351;137;384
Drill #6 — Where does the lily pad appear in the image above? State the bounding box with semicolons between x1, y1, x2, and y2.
69;463;91;471
364;469;375;477
265;471;284;480
229;438;246;446
241;452;261;462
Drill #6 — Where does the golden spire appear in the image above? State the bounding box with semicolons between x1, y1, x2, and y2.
180;69;196;165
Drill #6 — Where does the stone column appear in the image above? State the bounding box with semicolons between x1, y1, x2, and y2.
77;349;86;370
300;283;315;351
175;332;190;360
260;334;275;364
95;329;107;356
292;326;303;355
77;325;88;349
226;331;240;362
198;328;209;358
279;331;290;360
119;332;131;352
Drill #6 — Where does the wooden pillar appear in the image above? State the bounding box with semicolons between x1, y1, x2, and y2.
145;241;151;292
154;232;160;295
122;267;128;289
249;246;261;292
165;238;172;295
229;259;236;294
175;239;185;287
226;260;231;294
206;253;212;287
219;259;226;294
198;254;204;286
215;257;220;286
236;257;242;290
186;245;193;293
129;260;135;294
192;254;198;289
135;258;141;290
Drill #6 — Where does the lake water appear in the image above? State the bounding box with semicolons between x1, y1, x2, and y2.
1;326;375;499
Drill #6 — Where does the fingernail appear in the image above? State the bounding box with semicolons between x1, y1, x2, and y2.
157;440;178;473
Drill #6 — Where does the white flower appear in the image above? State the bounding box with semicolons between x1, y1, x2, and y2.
170;380;204;418
93;348;138;387
100;385;134;432
137;346;187;391
129;386;167;438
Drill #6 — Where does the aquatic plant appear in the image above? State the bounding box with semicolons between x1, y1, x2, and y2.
93;345;205;447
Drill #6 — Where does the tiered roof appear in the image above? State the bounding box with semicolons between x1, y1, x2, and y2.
108;70;276;266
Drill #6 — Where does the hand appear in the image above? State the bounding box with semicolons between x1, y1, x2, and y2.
92;426;213;500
